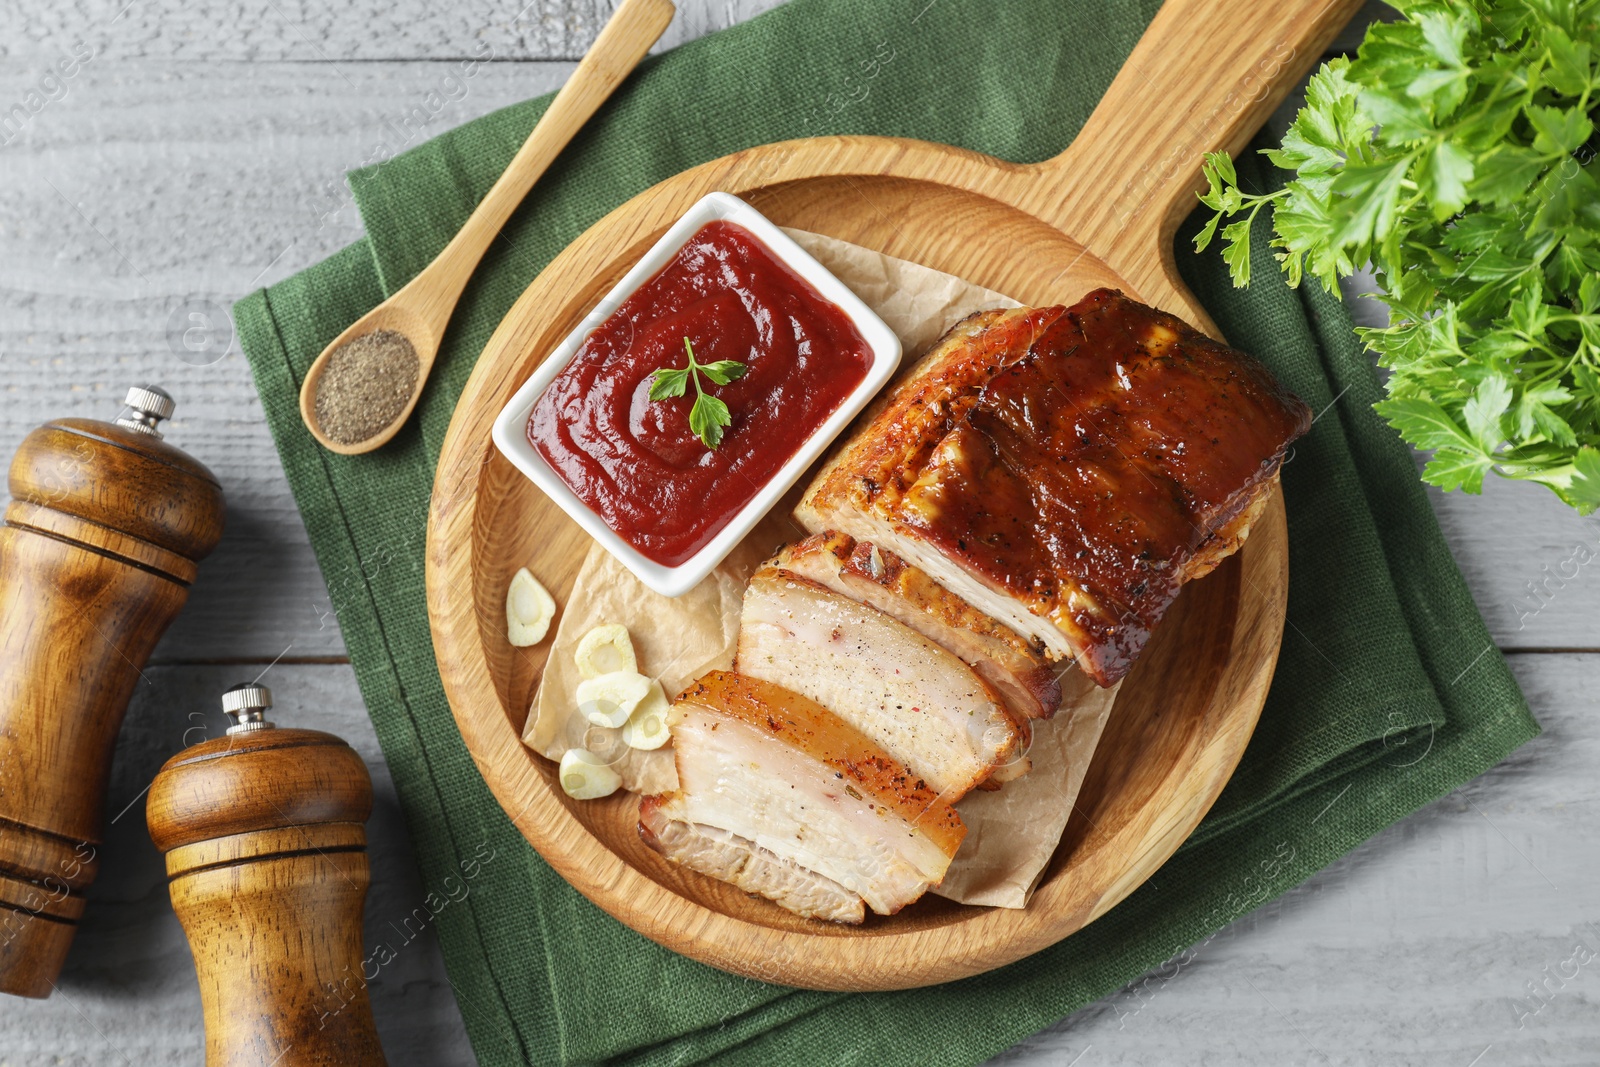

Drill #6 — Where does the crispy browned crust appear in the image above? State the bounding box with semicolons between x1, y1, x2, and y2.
798;306;1062;532
797;291;1309;686
1183;471;1278;582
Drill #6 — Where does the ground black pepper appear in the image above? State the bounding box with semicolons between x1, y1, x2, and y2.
313;329;419;445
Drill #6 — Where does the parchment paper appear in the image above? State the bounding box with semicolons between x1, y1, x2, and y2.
934;674;1120;906
524;229;1121;908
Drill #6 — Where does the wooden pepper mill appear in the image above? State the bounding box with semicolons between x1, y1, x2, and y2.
0;386;225;998
147;683;389;1067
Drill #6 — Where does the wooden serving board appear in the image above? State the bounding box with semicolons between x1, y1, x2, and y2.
427;0;1361;992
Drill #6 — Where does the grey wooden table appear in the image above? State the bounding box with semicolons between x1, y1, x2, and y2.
0;1;1595;1064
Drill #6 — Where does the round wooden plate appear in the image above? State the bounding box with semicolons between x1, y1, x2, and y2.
427;0;1360;992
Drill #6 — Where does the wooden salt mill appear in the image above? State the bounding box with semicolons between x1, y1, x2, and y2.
147;683;388;1067
0;386;224;998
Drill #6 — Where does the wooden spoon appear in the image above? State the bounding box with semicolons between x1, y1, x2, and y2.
299;0;677;455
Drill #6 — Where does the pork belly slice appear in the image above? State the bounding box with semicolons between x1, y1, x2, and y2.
639;801;865;923
736;565;1022;796
639;671;965;921
772;531;1065;721
797;289;1311;686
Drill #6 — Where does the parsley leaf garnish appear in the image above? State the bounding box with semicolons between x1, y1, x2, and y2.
648;338;748;449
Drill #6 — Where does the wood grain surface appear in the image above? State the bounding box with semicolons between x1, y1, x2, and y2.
0;416;224;997
0;0;1595;1061
149;728;385;1066
427;0;1358;991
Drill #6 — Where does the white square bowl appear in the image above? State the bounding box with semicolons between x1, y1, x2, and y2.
490;192;903;598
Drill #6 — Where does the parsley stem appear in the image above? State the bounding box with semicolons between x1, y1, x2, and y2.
646;338;748;450
684;337;707;402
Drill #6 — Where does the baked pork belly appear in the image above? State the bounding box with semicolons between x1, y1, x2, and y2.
797;290;1311;686
737;565;1022;796
639;671;966;922
638;809;864;922
773;531;1066;721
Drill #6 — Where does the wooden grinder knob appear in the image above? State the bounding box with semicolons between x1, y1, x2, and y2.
147;684;388;1067
0;385;225;998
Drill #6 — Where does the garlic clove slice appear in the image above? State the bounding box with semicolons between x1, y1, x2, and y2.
506;568;556;647
575;671;652;728
574;623;637;678
558;748;621;800
621;681;671;750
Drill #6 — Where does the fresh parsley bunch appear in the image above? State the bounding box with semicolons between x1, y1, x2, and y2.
1197;0;1600;512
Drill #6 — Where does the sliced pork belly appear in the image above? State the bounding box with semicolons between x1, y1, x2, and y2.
639;801;865;923
736;565;1021;796
797;289;1310;686
773;531;1065;721
639;671;965;921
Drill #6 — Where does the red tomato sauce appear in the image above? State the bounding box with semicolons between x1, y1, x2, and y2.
529;220;873;568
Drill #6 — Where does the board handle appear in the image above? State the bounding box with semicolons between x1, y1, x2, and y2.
1014;0;1366;330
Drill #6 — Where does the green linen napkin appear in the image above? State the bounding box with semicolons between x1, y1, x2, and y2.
233;1;1539;1063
